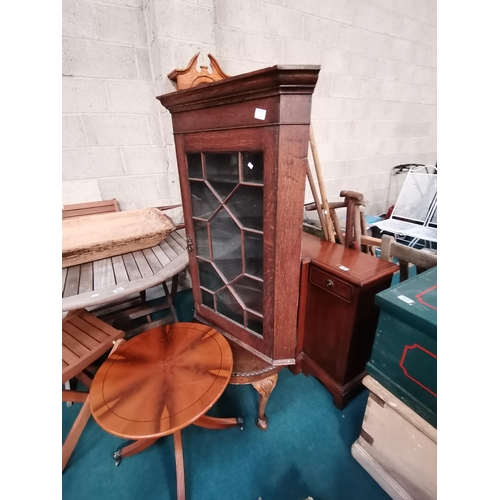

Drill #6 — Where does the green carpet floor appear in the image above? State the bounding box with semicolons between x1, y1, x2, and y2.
62;289;390;500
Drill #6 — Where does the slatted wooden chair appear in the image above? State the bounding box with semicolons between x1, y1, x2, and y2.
62;199;120;219
380;234;437;282
62;309;125;472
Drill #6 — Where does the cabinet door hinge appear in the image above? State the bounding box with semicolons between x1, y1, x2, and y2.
186;234;194;253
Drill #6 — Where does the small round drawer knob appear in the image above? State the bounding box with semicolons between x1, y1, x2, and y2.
326;280;334;288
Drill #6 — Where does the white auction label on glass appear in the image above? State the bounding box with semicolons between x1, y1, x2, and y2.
254;108;266;120
247;162;254;169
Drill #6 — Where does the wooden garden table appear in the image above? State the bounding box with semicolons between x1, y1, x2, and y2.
61;229;189;313
89;322;243;500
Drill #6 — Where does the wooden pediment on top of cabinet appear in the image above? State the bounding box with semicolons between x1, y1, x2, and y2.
167;52;231;90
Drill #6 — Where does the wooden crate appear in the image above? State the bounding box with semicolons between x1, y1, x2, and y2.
351;376;437;500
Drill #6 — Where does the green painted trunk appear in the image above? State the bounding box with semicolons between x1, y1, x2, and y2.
367;266;437;428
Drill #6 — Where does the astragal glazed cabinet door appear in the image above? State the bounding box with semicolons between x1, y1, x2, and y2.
157;64;320;365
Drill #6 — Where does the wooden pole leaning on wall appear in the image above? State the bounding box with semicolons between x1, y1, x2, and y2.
309;125;336;243
306;162;329;239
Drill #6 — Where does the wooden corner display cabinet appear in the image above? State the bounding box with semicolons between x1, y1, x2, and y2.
157;64;320;365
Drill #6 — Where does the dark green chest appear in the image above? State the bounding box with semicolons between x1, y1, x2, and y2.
367;266;437;428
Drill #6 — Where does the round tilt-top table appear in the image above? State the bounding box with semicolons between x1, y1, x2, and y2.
89;322;244;500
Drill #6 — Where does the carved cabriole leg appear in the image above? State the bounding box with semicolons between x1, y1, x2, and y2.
251;373;278;431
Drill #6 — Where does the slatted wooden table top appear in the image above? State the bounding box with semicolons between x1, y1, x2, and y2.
62;229;189;312
89;322;233;439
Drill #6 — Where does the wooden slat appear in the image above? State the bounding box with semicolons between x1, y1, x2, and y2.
122;253;142;281
62;268;68;294
79;262;94;294
166;234;185;254
150;244;172;267
62;344;80;367
69;316;110;343
132;250;154;278
62;199;119;220
170;230;188;249
63;266;80;298
111;255;130;284
63;206;117;219
93;258;116;290
176;228;187;239
77;311;125;339
63;322;101;350
159;239;179;260
62;330;92;358
142;248;163;274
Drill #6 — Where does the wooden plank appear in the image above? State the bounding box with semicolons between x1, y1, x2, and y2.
166;233;185;254
159;239;179;260
122;253;142;281
142;247;163;274
63;323;101;350
170;230;188;249
77;312;124;339
79;263;93;294
132;251;154;278
62;199;119;219
92;258;115;290
70;316;110;343
151;244;172;267
62;268;68;294
62;344;80;367
63;266;80;298
111;255;130;284
62;207;175;267
62;330;92;358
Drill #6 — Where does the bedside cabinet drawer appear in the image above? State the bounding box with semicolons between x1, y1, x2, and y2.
309;266;354;303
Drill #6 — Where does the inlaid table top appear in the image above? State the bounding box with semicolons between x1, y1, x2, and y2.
89;322;233;440
62;229;189;312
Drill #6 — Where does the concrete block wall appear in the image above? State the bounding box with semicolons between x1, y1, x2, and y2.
62;0;180;214
63;0;437;219
210;0;437;217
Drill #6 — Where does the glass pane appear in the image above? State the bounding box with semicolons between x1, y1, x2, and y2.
216;288;244;326
244;231;263;279
187;153;203;179
207;181;238;201
247;311;263;337
197;259;225;292
194;220;210;259
201;289;214;310
226;185;263;231
242;152;264;184
205;153;239;183
189;181;221;220
211;207;242;282
231;276;263;314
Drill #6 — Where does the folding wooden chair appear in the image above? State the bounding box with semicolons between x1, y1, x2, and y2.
62;309;125;471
